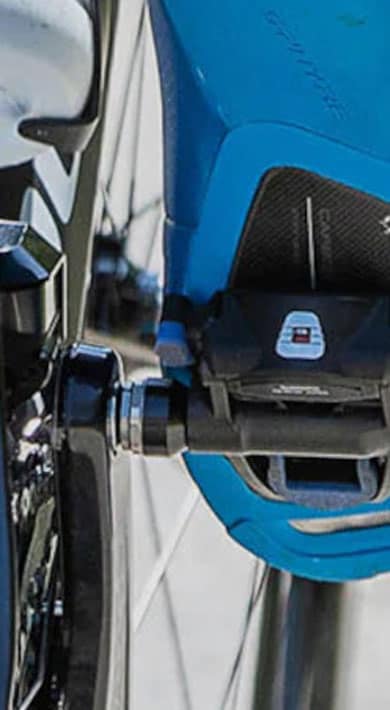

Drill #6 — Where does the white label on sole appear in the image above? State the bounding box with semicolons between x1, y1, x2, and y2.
276;310;325;360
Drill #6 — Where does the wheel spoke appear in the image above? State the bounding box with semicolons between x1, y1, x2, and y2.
139;456;194;709
125;10;147;234
131;196;162;223
101;183;121;235
220;563;270;709
100;2;162;279
142;199;162;272
133;471;200;633
106;3;147;199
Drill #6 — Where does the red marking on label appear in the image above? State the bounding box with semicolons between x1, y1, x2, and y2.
292;327;311;344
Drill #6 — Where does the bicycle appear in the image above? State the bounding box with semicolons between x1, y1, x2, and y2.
1;1;390;708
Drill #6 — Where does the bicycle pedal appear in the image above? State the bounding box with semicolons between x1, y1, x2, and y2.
106;286;390;580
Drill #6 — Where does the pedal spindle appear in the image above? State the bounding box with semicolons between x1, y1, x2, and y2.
119;379;186;457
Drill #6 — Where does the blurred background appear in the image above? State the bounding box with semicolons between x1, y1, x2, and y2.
88;2;390;707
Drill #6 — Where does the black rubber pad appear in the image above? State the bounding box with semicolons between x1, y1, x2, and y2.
230;168;390;292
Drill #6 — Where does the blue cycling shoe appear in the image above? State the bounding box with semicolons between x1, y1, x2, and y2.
150;1;390;581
